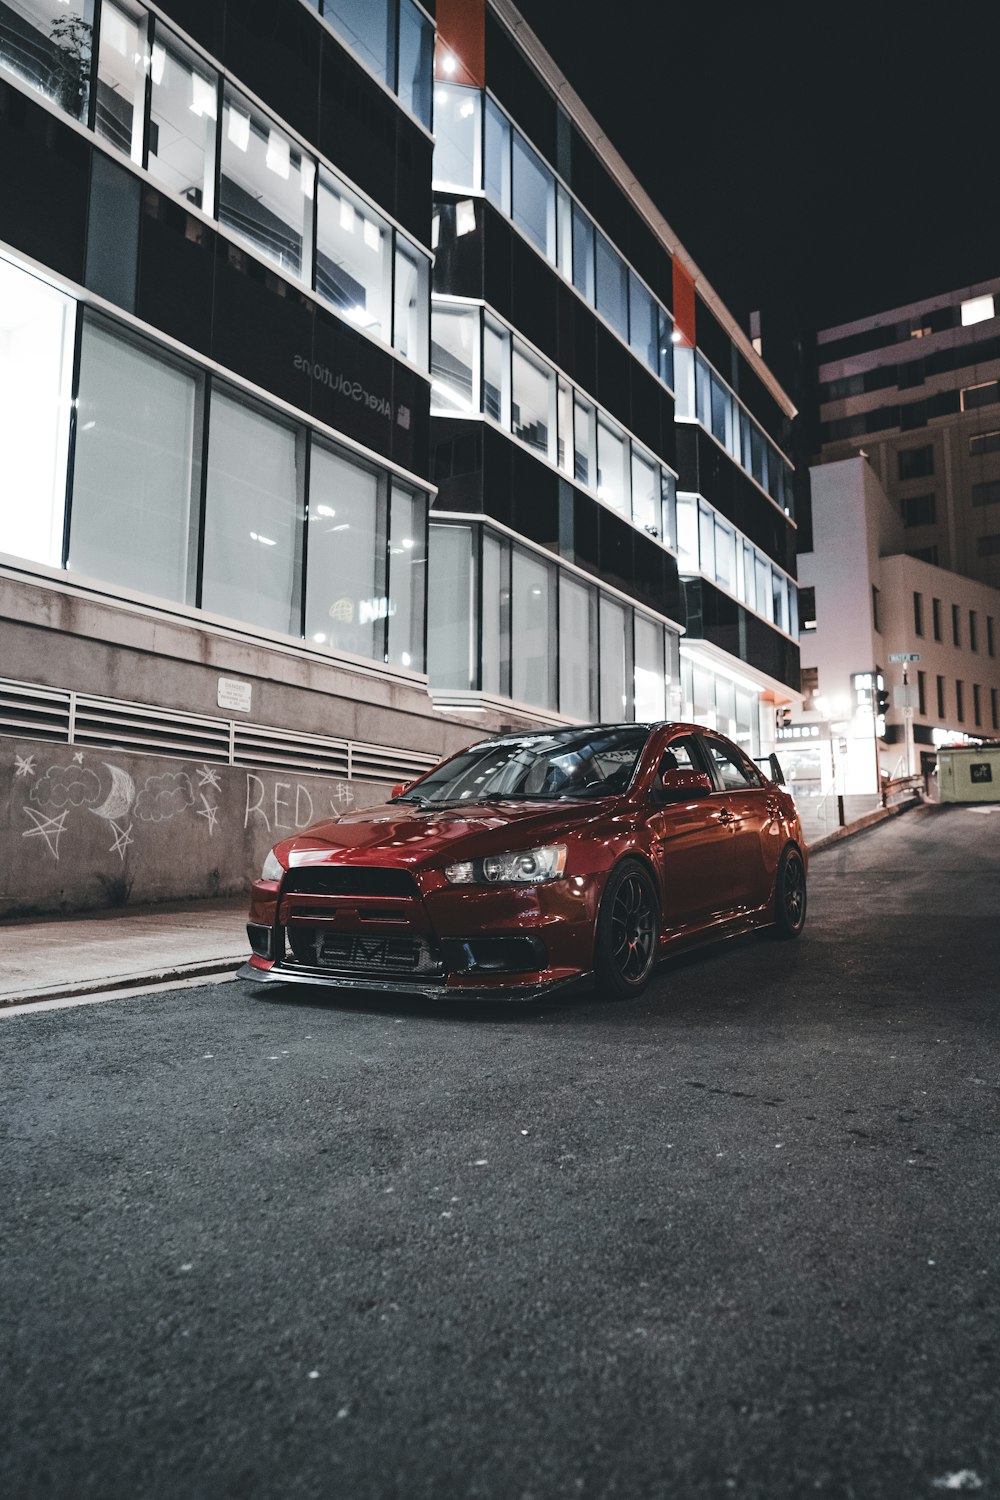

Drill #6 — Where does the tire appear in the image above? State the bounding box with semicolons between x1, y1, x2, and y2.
772;846;807;939
594;859;660;999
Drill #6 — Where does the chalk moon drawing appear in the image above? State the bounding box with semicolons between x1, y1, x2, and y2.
89;763;136;822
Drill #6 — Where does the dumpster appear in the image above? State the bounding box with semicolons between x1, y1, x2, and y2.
936;744;1000;803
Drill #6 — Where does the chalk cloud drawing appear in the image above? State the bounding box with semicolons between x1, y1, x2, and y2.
89;763;136;823
135;771;195;823
22;807;69;859
108;821;134;861
31;763;101;810
196;765;222;792
14;753;37;779
196;795;219;835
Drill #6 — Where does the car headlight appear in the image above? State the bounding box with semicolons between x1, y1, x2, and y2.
444;845;567;885
260;849;284;882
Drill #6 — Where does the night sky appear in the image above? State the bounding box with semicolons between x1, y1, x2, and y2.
516;0;999;365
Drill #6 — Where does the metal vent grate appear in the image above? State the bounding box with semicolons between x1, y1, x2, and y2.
0;677;442;784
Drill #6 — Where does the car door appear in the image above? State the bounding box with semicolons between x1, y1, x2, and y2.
696;733;774;914
645;733;736;934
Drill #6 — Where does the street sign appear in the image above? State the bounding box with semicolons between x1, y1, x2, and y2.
888;652;921;663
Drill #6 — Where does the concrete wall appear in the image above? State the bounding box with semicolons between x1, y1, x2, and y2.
0;737;395;918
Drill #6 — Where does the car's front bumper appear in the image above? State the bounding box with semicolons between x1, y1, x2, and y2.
236;959;591;1004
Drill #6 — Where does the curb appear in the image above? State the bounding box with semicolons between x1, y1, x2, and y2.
809;795;923;854
0;955;245;1009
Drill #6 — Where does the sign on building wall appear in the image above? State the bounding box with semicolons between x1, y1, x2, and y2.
217;678;252;714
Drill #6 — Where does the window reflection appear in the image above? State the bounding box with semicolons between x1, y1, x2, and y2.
512;131;554;259
396;0;432;127
430;304;478;414
305;443;386;661
433;83;480;188
393;241;429;366
388;485;425;672
597;416;627;512
483;316;510;425
324;0;393;85
148;24;217;214
0;0;94;123
511;548;556;710
512;341;555;460
220;85;313;279
316;173;391;340
95;0;145;161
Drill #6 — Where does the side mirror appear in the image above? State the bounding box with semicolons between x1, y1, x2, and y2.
654;769;714;802
391;782;410;800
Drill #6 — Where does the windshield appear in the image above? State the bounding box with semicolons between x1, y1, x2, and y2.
396;726;651;806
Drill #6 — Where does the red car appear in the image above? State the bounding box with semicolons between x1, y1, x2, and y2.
239;722;806;1003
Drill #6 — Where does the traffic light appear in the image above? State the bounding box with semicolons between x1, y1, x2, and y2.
775;706;792;731
875;686;890;717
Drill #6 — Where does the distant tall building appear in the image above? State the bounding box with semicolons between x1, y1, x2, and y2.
814;278;1000;589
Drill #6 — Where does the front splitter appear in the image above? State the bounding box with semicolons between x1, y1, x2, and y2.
236;962;591;1004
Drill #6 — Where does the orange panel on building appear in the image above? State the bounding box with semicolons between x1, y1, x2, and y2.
673;261;697;349
435;0;485;87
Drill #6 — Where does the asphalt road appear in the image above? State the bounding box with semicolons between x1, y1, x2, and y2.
3;804;999;1500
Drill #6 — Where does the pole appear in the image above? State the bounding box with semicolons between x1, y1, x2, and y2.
872;669;884;805
903;664;915;778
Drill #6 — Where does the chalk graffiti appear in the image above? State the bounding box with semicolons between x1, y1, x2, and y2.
14;753;36;779
196;795;220;836
71;750;84;764
30;763;101;810
90;764;136;823
21;807;69;859
135;771;195;823
196;765;222;792
244;775;327;832
333;782;355;807
108;821;134;861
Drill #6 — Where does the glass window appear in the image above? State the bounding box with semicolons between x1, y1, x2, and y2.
427;523;475;690
898;444;934;480
710;371;729;448
483;315;510;425
599;596;629;721
393;240;429;367
481;528;509;697
743;540;757;611
69;318;199;603
750;424;767;489
0;255;74;568
305;443;386;662
676;494;698;570
630;446;658;535
704;736;755;791
220;86;313;279
484;95;511;213
695;356;711;428
511;548;556;710
573;395;595;486
594;231;627;340
148;24;218;214
714;519;735;591
556;377;573;476
512;131;554;260
316;172;391;340
388;485;425;672
629;273;657;372
512;341;555;460
755;554;771;619
771;568;788;633
396;0;432;127
660;470;677;551
324;0;393;83
430;304;478;415
571;202;594;302
433;83;480;189
698;503;715;578
634;615;665;721
658;306;674;388
95;0;145;160
556;184;573;278
201;389;303;636
0;0;94;121
597;416;628;513
559;574;598;721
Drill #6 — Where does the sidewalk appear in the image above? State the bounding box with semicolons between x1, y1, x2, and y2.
0;897;247;1007
1;798;924;1009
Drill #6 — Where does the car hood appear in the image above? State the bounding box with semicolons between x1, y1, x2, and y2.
274;797;611;871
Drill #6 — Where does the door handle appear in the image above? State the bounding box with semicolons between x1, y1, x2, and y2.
717;807;733;826
766;797;781;817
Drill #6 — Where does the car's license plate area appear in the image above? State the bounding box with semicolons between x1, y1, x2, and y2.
286;924;443;977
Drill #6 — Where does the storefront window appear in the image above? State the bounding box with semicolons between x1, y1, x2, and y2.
599;597;629;721
427;523;475;690
387;485;426;672
305;443;385;662
511;548;556;710
148;23;217;214
559;575;598;721
0;256;74;568
430;304;478;415
1;0;94;123
433;84;480;189
481;529;509;697
220;85;313;280
201;390;303;636
316;172;391;340
69;318;199;604
634;615;665;721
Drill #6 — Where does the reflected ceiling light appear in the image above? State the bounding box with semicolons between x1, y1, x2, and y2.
363;219;380;251
189;73;217;119
339;197;355;232
331;523;350;531
150;43;165;86
227;106;250;151
434;88;448;105
455;199;476;237
312;632;326;643
104;9;128;56
441;52;457;75
266;129;290;179
401;652;411;667
249;531;277;546
670;330;683;344
961;294;995;327
300;162;315;199
459;99;474;119
315;504;336;518
401;538;415;549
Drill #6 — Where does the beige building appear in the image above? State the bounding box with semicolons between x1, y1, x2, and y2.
795;458;1000;797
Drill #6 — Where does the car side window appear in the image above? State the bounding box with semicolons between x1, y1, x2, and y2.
702;738;758;792
657;738;699;778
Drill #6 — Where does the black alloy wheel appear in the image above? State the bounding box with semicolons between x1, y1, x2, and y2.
772;847;807;939
595;859;660;999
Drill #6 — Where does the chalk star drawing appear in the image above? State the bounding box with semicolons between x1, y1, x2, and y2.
14;753;37;779
72;750;85;764
197;764;222;791
108;821;134;861
196;795;219;835
332;783;355;808
22;807;69;859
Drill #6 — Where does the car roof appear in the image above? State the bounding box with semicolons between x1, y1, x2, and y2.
466;721;705;749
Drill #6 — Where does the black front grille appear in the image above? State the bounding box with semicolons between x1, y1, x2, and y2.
287;926;442;976
282;867;419;899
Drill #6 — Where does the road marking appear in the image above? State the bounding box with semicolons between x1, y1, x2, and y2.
0;972;238;1018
